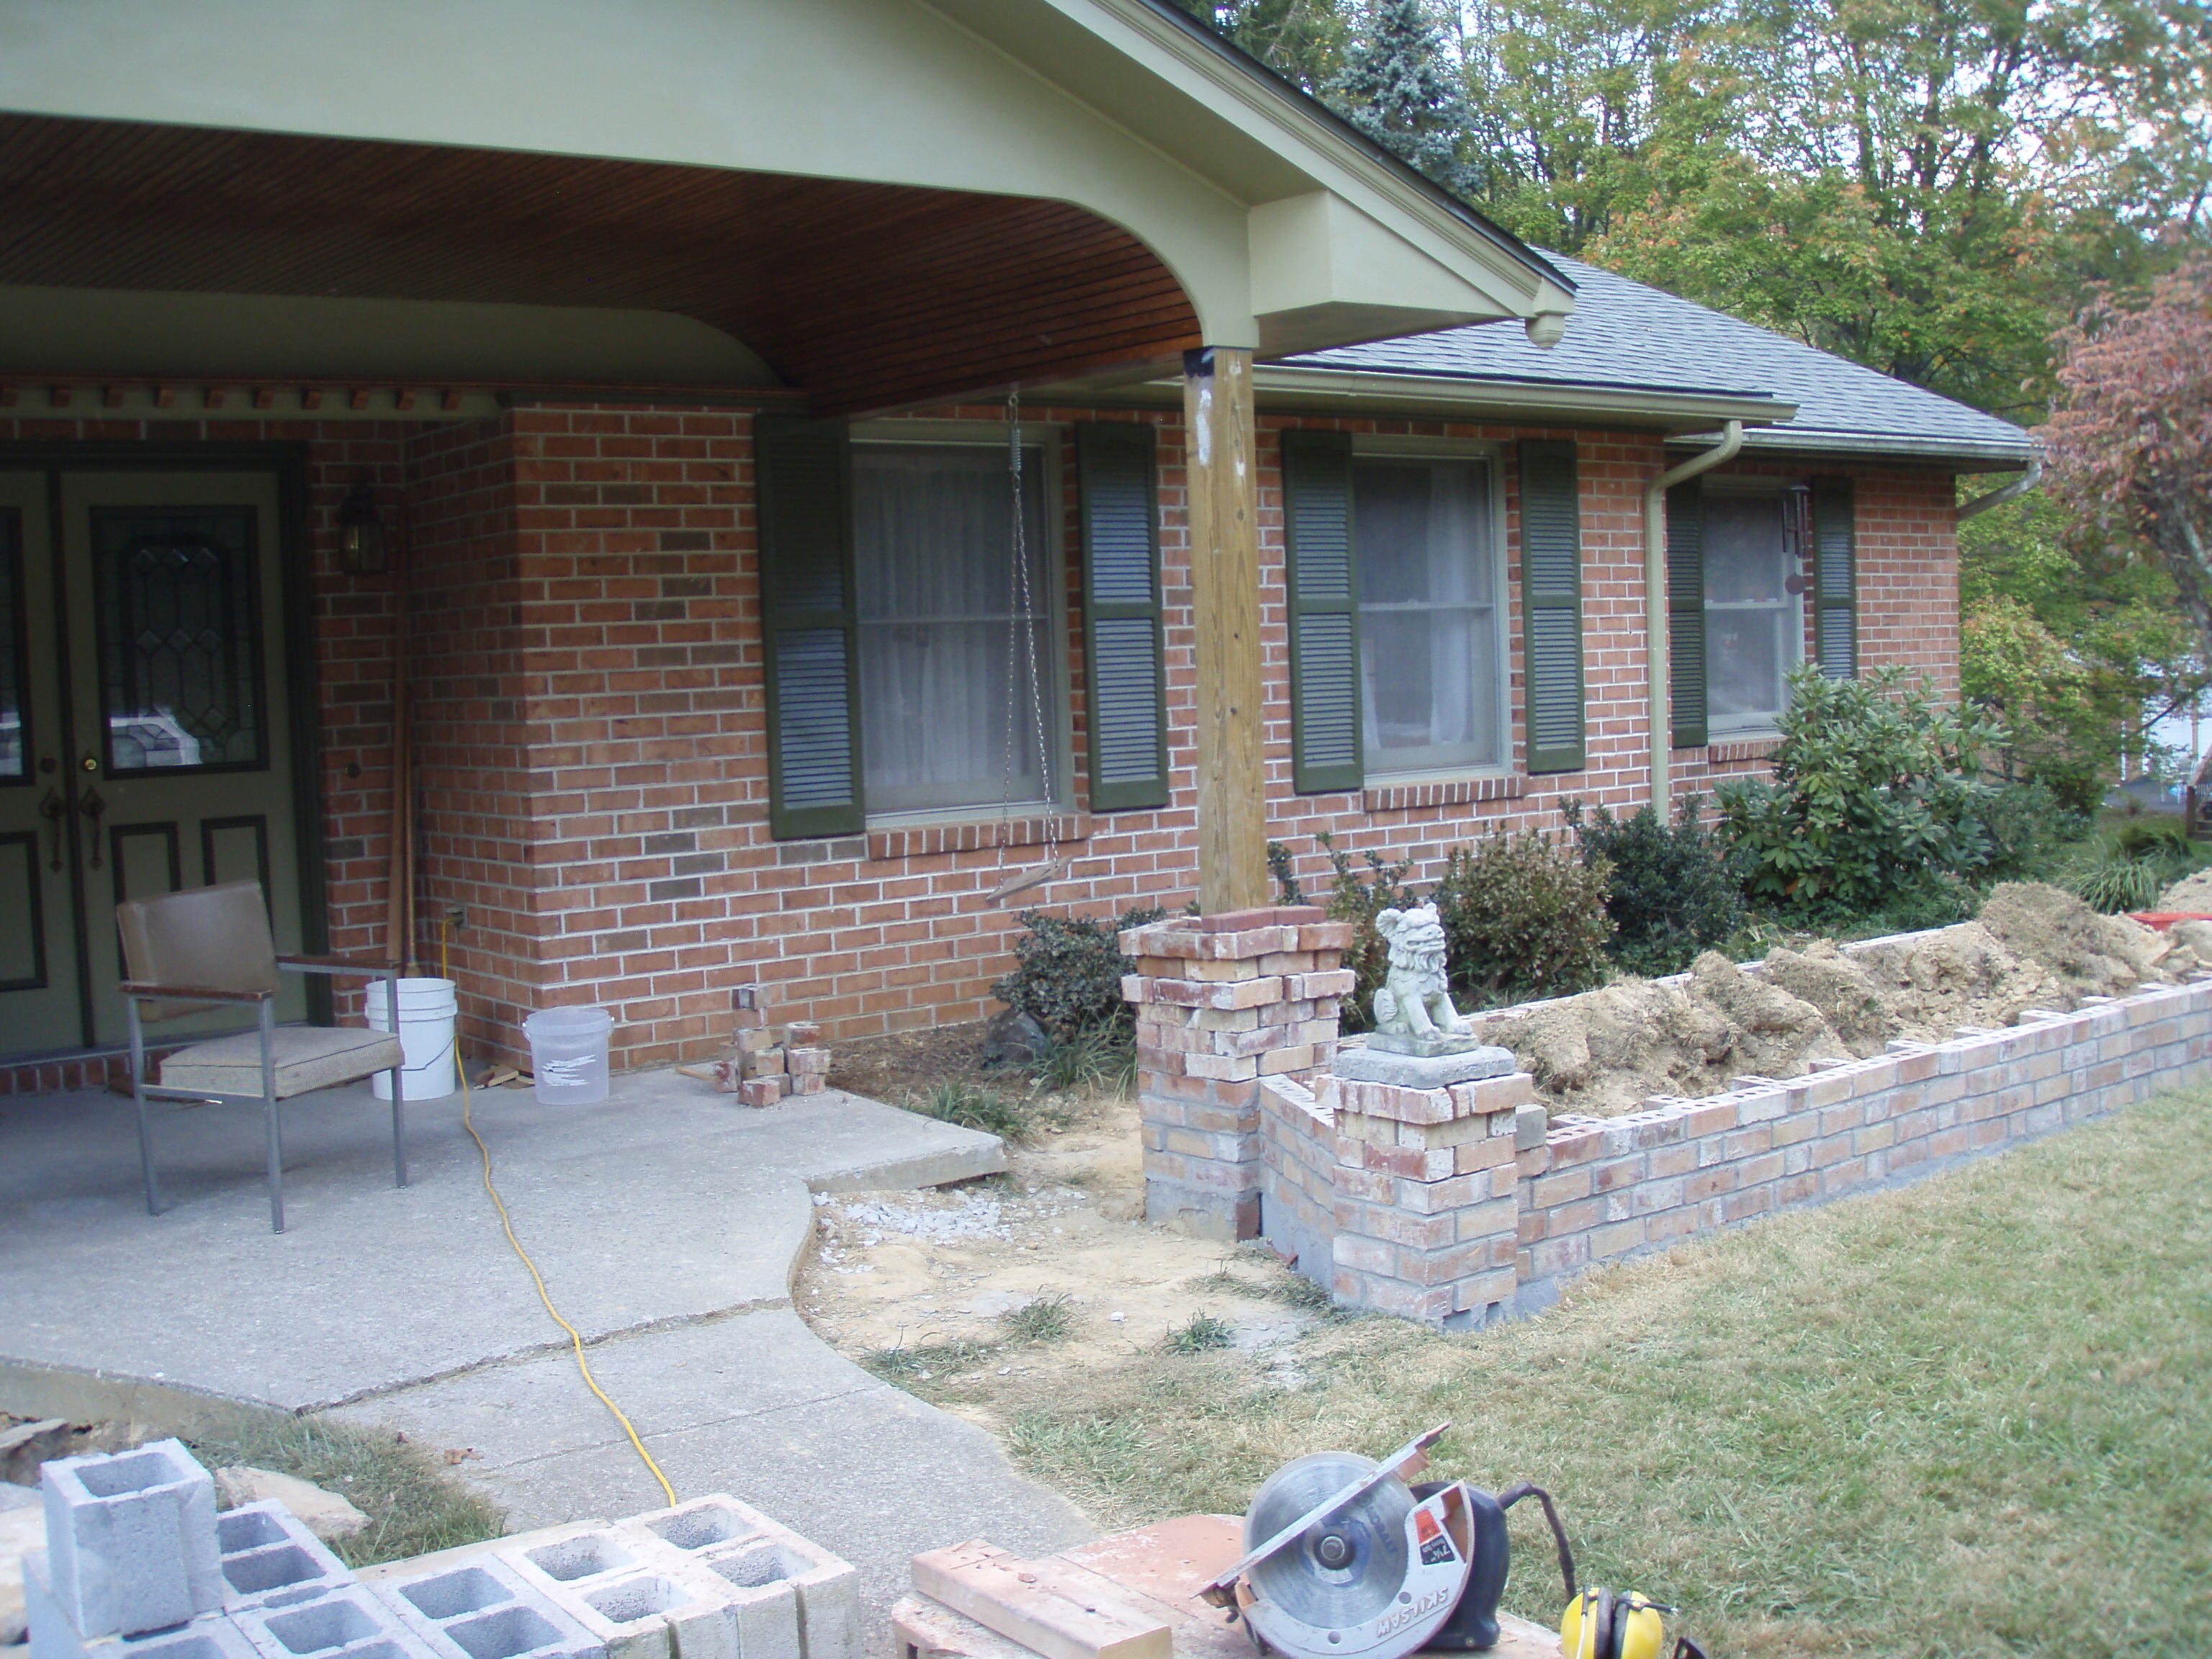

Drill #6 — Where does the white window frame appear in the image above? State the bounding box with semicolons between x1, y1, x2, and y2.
1348;434;1511;784
848;419;1073;828
1701;477;1807;740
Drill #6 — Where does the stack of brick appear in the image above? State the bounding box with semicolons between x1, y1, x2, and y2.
22;1442;860;1659
1119;906;1354;1240
724;1019;830;1108
1326;1069;1542;1330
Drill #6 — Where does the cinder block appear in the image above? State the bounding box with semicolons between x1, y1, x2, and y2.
25;1552;259;1659
43;1438;224;1638
621;1498;857;1659
371;1555;601;1659
233;1586;439;1659
217;1501;353;1613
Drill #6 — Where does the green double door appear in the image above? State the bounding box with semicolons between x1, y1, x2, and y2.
0;469;309;1056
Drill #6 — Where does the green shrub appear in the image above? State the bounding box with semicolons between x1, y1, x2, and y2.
1974;778;2092;879
2072;856;2166;914
1310;832;1419;1032
907;1081;1033;1140
1713;665;2010;916
1563;796;1743;978
992;905;1165;1042
1429;829;1614;1006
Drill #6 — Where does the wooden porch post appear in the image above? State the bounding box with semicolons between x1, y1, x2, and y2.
1184;346;1267;914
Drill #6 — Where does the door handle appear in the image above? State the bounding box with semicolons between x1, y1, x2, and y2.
79;786;106;869
37;788;65;871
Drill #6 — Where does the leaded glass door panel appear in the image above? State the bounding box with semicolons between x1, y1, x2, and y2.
58;472;305;1046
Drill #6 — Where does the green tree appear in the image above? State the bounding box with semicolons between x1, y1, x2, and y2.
1328;0;1478;192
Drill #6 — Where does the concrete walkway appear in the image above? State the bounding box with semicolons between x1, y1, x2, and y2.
0;1071;1092;1637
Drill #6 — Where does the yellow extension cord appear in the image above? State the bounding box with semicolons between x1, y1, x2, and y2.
441;923;678;1507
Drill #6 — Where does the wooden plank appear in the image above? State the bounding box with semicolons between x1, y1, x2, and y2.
912;1541;1172;1659
1184;346;1266;914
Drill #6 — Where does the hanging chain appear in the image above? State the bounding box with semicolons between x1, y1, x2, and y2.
1000;389;1056;855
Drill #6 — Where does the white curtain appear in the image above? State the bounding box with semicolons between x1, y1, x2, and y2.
1704;495;1793;724
1354;459;1498;770
853;444;1052;813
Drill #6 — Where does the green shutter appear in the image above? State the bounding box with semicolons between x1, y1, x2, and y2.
1281;431;1364;794
1076;423;1169;811
1519;439;1585;774
1666;477;1707;749
1813;477;1857;679
756;416;863;839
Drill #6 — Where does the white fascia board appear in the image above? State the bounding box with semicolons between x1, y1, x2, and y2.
1250;367;1793;431
1729;425;2038;467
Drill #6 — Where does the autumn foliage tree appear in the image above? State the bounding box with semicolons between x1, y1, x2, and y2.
2039;253;2212;782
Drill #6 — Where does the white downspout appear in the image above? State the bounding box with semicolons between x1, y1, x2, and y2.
1956;457;2042;521
1644;421;1744;819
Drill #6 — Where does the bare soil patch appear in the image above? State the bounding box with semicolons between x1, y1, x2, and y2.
796;1089;1321;1449
826;1018;1004;1104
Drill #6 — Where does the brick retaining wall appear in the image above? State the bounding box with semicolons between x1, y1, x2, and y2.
1251;975;2212;1323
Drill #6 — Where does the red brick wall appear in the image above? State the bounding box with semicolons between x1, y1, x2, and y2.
1;408;1965;1073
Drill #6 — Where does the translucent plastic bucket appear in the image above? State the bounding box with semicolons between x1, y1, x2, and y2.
362;976;459;1100
524;1005;613;1104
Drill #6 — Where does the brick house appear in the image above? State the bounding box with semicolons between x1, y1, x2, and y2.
0;2;2030;1089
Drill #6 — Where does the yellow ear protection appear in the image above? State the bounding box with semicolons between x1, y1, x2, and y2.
1559;1588;1674;1659
1488;1484;1706;1659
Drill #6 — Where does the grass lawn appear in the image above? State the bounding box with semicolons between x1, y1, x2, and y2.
983;1088;2212;1658
185;1409;503;1568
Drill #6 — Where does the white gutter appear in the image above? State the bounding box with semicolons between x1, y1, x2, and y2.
1956;457;2043;520
1645;421;1743;817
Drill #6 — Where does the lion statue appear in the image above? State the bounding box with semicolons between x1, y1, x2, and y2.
1370;902;1471;1040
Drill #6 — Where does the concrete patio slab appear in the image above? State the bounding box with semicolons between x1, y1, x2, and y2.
0;1068;1087;1643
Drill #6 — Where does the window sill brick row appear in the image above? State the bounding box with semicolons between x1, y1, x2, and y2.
1699;739;1784;765
1362;775;1527;814
868;814;1092;863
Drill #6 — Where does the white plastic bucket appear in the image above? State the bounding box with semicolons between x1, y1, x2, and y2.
525;1005;613;1104
362;976;459;1101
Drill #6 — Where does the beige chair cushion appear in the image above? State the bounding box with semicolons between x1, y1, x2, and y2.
159;1028;404;1100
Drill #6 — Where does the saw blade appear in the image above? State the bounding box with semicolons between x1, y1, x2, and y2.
1243;1452;1413;1632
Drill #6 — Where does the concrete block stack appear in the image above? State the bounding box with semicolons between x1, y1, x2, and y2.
1326;1064;1537;1330
21;1444;858;1659
1118;906;1354;1241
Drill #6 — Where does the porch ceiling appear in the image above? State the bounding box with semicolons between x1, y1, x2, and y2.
0;113;1201;415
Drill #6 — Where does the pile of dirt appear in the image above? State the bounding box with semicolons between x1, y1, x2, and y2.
1469;884;2182;1116
2159;868;2212;912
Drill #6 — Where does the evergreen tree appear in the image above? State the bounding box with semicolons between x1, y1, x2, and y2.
1326;0;1475;196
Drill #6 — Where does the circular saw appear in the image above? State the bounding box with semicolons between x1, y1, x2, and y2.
1200;1424;1506;1659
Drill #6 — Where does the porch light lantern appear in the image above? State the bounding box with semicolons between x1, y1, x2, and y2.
337;484;389;575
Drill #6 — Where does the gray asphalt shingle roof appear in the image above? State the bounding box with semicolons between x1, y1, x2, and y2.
1290;251;2033;463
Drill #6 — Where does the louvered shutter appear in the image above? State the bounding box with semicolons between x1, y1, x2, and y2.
1281;431;1363;794
1813;477;1858;679
1076;423;1169;811
756;417;863;839
1666;477;1707;749
1519;440;1585;774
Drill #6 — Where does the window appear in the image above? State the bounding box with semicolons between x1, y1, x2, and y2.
1352;456;1503;774
850;439;1058;817
1670;475;1850;750
1702;489;1804;735
1283;432;1525;793
755;417;1168;841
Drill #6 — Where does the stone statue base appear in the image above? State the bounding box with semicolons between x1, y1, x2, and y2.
1337;1041;1516;1089
1367;1030;1487;1058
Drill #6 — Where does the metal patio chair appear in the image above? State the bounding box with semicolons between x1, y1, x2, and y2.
117;880;408;1232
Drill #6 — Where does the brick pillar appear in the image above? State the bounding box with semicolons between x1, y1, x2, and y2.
1120;906;1354;1239
1331;1069;1539;1329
